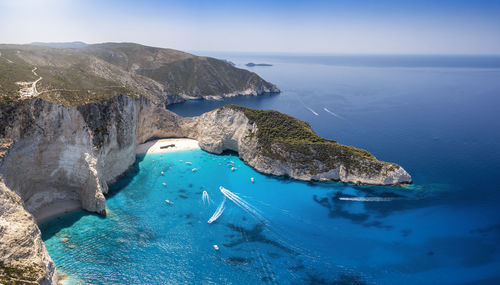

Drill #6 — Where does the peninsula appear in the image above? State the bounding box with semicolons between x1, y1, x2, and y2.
0;43;410;284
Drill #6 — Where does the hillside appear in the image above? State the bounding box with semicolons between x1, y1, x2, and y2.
0;43;279;106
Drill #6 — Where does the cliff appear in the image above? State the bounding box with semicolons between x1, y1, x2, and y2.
0;43;280;106
189;105;412;185
0;96;411;283
0;180;57;284
0;55;410;283
0;95;184;283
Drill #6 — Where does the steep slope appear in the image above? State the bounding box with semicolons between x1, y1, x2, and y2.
190;105;412;185
84;43;279;100
0;43;279;106
0;95;411;284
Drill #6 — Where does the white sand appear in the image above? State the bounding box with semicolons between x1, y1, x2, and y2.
136;138;200;154
34;138;200;223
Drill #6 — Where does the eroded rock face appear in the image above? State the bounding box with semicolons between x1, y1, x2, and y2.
0;180;57;285
0;95;411;284
187;107;412;185
0;96;141;216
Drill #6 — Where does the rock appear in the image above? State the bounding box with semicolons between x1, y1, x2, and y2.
246;62;273;67
0;180;58;284
0;94;411;284
188;105;412;185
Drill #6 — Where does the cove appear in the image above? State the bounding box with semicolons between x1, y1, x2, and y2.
39;148;499;284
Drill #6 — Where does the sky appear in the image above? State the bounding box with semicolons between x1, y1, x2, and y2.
1;0;500;54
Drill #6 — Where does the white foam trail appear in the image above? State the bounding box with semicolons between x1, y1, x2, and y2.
338;197;398;202
202;190;210;204
323;108;345;120
207;197;226;223
305;106;319;116
219;186;266;223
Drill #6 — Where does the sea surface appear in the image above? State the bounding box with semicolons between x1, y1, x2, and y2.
40;54;500;284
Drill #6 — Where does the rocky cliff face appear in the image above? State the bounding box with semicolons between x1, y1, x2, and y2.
0;180;58;284
189;106;412;185
0;95;411;284
0;43;280;105
0;96;147;283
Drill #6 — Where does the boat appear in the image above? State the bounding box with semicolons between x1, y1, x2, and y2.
160;144;175;149
162;182;167;186
192;168;198;172
161;171;164;175
213;245;219;250
165;200;173;204
231;167;236;171
251;177;254;183
186;162;192;165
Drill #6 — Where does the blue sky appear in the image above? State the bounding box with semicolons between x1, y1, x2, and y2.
1;0;500;54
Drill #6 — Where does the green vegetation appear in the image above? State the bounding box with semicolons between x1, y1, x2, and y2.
139;57;263;96
223;105;396;175
0;263;42;284
0;43;277;106
0;52;37;102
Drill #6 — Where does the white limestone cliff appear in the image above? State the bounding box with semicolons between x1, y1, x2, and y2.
0;95;410;284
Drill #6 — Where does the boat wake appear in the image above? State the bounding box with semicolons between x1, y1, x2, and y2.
208;197;226;223
323;108;345;120
219;186;267;223
305;106;319;116
338;197;400;202
202;190;210;204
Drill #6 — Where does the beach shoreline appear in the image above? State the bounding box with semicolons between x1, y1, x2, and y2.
35;138;200;224
136;138;200;154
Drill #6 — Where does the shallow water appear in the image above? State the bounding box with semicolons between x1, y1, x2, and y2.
41;55;500;284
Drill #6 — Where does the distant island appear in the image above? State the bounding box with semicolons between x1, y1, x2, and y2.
246;62;273;67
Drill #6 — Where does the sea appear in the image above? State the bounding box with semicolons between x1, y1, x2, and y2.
39;54;500;284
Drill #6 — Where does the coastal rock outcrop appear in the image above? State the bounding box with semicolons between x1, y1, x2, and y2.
0;96;411;284
189;105;412;185
0;180;57;284
0;96;139;218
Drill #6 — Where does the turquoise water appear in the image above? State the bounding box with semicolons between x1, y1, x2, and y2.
41;55;500;284
40;150;498;284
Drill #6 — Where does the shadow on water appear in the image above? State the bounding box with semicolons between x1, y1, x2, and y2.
311;182;452;228
39;210;101;240
106;154;144;199
224;223;297;255
304;272;367;285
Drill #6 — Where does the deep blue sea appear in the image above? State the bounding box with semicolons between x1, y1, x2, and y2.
40;54;500;284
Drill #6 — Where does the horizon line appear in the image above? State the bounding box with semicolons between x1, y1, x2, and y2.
2;41;499;57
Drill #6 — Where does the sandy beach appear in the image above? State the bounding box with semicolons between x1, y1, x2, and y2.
136;138;200;154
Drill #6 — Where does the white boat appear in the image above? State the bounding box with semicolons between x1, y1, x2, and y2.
192;168;198;172
161;171;164;175
165;200;173;204
251;177;254;183
186;162;192;165
162;182;167;186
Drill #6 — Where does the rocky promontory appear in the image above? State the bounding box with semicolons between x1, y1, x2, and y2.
0;95;411;283
189;105;412;185
0;42;410;284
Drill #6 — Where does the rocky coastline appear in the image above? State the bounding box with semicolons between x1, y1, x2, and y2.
0;94;411;284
